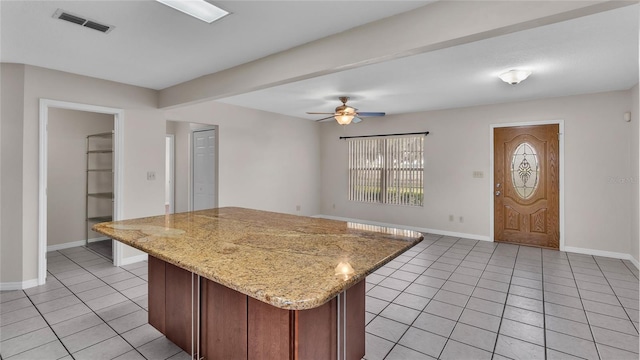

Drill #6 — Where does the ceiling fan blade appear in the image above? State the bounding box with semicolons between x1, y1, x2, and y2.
306;112;335;115
315;116;336;122
356;112;385;117
352;117;363;124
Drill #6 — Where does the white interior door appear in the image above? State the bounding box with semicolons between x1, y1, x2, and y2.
192;129;216;211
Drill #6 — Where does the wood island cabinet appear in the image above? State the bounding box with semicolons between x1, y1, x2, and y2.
148;256;365;360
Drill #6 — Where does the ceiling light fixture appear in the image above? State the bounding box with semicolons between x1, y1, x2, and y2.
156;0;229;23
333;104;356;125
334;106;356;125
334;113;355;125
499;69;532;85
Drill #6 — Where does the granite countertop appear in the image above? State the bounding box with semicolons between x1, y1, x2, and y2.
93;207;423;310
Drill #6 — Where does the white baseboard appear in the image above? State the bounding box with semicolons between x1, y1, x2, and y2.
314;215;639;270
0;278;39;291
564;246;640;270
47;240;85;252
313;215;491;242
120;253;148;266
47;237;110;252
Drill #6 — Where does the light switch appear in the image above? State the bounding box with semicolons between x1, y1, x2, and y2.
473;171;484;178
147;171;156;181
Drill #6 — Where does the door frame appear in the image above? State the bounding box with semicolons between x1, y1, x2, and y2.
489;120;565;250
190;126;218;211
38;99;125;285
166;134;175;214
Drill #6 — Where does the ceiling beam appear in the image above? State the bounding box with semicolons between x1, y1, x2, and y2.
158;0;635;109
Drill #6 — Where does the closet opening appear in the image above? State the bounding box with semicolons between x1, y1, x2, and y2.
38;99;124;285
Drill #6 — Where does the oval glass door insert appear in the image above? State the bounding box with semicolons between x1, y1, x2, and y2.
511;142;539;199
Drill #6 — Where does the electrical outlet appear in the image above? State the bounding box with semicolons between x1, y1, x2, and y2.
459;216;464;223
296;205;301;211
332;203;336;209
147;171;156;181
449;215;454;222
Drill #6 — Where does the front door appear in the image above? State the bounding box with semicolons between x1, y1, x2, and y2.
494;124;559;249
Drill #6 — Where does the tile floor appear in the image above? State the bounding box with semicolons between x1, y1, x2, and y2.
86;240;113;260
0;247;185;360
363;234;639;360
0;235;638;359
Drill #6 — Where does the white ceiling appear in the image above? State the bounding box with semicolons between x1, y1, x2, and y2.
1;2;637;118
217;4;639;119
0;0;431;90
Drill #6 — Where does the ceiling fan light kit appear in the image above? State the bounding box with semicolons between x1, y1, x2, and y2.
499;69;532;85
308;96;385;125
335;114;355;125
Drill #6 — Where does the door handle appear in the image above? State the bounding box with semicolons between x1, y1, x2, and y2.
495;191;501;196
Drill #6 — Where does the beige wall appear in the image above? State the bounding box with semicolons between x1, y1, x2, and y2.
0;64;25;283
2;61;638;285
320;90;635;255
165;102;321;216
631;84;639;264
47;109;113;246
1;64;164;283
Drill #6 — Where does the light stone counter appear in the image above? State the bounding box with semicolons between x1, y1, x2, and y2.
93;207;423;310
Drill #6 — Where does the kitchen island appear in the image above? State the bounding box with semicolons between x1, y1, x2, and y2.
93;207;423;360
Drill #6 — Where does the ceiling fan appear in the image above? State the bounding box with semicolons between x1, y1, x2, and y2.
307;97;385;125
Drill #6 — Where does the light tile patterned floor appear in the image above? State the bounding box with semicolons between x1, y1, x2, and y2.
86;240;113;261
0;247;187;360
363;234;639;360
1;234;638;359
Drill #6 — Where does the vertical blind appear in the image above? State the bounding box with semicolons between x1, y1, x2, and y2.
348;135;424;206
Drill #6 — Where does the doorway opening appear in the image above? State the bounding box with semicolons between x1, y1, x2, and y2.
490;120;565;250
166;135;175;215
39;99;124;285
166;121;218;213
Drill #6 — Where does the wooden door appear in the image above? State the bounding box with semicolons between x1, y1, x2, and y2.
494;124;559;249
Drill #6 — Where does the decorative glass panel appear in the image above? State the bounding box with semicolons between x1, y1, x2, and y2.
511;142;539;199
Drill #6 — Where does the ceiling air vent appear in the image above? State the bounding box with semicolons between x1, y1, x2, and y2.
84;21;111;33
58;12;85;25
53;9;114;34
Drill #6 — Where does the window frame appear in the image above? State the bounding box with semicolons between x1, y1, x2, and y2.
348;135;425;207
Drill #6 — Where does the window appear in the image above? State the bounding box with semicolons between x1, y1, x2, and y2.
348;135;424;206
